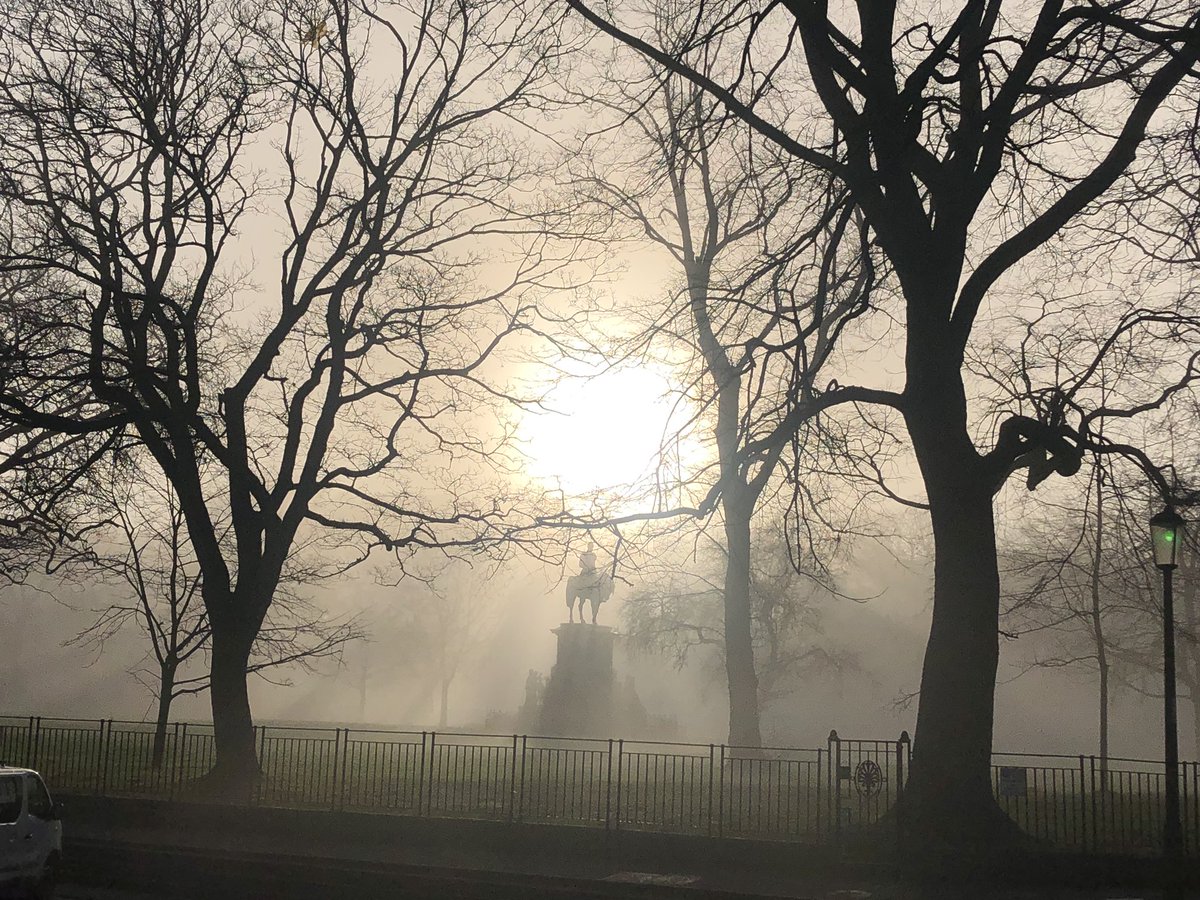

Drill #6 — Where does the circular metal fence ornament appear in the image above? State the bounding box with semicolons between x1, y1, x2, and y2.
853;759;884;799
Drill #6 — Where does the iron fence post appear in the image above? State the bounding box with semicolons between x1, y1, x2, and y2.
98;720;110;797
23;716;34;768
167;722;180;801
333;729;348;816
614;739;623;832
1192;761;1200;857
896;731;909;850
31;717;40;771
1077;755;1086;851
416;731;427;816
604;738;613;832
253;725;265;807
828;730;841;851
331;727;343;812
508;734;518;823
425;732;436;817
1180;759;1189;858
518;735;528;824
816;747;823;844
717;744;725;839
176;723;189;798
707;744;715;837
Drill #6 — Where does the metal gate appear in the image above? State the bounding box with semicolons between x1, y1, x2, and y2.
826;730;910;846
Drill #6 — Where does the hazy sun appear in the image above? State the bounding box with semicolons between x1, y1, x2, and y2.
519;364;698;496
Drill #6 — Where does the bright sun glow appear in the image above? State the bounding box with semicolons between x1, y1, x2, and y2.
519;365;700;496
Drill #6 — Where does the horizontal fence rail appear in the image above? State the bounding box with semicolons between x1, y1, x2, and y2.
1;715;1195;857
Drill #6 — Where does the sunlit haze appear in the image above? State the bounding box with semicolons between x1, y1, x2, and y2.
518;364;701;497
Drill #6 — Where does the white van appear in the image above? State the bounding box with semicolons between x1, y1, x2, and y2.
0;768;61;899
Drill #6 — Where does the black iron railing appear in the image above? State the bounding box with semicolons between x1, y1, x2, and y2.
2;715;1195;856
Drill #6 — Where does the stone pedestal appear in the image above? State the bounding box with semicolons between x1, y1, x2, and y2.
539;623;614;737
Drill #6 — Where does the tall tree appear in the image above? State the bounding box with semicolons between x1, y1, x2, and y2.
1000;456;1156;777
0;0;583;789
574;11;875;745
624;522;851;727
568;0;1200;842
68;461;358;767
379;560;499;728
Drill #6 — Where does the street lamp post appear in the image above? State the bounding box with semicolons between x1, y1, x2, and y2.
1149;505;1183;864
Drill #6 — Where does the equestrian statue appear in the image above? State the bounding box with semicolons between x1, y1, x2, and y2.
565;547;614;625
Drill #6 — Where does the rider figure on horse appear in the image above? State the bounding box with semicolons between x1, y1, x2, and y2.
566;545;613;624
579;548;598;581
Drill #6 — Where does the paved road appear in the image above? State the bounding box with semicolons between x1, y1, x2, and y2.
50;839;1191;900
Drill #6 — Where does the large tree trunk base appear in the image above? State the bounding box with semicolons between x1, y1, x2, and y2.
897;792;1031;870
184;757;260;802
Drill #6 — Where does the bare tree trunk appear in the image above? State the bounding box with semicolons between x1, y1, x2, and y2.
208;622;258;793
151;662;177;770
686;247;764;749
722;490;761;747
902;355;1012;846
905;481;1007;843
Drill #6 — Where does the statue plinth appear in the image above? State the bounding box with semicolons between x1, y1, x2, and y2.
539;623;615;737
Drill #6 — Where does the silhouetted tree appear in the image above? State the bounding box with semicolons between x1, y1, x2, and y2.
0;0;585;790
568;0;1200;842
572;5;877;745
1000;456;1157;777
68;458;360;766
624;523;852;727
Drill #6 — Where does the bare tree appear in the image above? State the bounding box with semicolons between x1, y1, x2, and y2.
572;7;876;745
1000;455;1157;778
567;0;1200;842
0;0;587;789
68;460;359;767
623;522;852;727
378;561;500;728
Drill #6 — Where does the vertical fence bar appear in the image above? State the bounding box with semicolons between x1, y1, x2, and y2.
700;748;710;840
1179;759;1188;858
518;736;528;824
829;731;841;850
815;747;823;844
333;728;345;812
167;723;180;801
717;744;725;839
507;735;518;823
1192;761;1199;857
604;739;613;832
97;720;110;797
253;725;265;807
31;717;40;770
1088;756;1098;854
1076;755;1086;851
176;723;189;797
896;732;908;850
425;732;436;817
614;739;623;832
417;732;427;817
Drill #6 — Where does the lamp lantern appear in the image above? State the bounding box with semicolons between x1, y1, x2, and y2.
1150;506;1184;569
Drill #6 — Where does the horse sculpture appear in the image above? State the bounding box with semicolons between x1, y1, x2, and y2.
565;571;614;624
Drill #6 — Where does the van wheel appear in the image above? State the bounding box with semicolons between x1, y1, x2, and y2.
28;857;57;900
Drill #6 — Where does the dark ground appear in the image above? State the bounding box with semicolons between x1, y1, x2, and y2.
48;795;1199;900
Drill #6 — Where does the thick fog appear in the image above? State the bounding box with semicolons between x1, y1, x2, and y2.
4;510;1190;762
